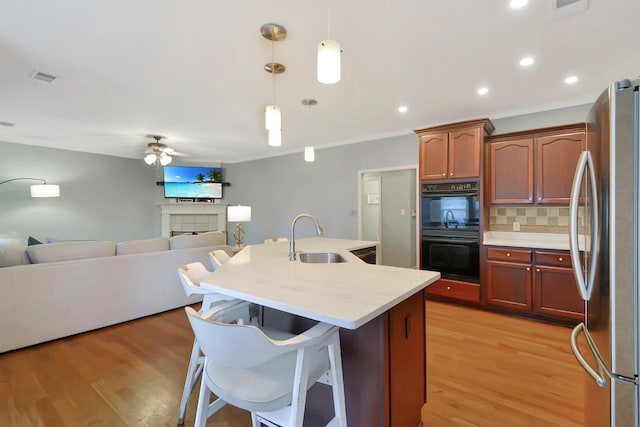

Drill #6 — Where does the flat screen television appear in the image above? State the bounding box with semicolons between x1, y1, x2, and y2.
163;166;223;199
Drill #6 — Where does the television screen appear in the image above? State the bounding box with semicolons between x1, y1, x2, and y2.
163;166;223;199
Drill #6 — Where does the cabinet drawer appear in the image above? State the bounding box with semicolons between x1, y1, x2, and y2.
426;279;480;303
536;251;572;268
487;247;532;263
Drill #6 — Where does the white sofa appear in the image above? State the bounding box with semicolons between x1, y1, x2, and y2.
0;231;231;353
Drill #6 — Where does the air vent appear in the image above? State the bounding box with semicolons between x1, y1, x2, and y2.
30;70;57;83
0;121;15;127
553;0;589;19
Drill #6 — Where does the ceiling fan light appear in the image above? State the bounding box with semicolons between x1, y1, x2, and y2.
160;153;172;166
265;104;281;130
317;40;341;84
268;129;281;147
144;153;157;165
304;146;315;162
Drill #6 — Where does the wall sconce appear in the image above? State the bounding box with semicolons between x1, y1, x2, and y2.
0;178;60;197
227;205;252;248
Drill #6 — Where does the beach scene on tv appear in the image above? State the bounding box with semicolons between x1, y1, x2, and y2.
163;166;223;198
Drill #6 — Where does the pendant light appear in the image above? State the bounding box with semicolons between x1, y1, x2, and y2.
261;23;286;146
317;1;341;84
301;98;318;162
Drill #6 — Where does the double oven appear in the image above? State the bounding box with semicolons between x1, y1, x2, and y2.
421;181;480;283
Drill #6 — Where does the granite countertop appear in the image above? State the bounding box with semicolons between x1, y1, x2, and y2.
483;231;587;251
200;237;440;329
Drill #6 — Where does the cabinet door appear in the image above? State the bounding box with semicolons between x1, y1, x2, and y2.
486;260;533;311
389;290;425;427
449;127;480;179
534;265;585;320
420;132;448;180
490;138;534;204
535;132;585;204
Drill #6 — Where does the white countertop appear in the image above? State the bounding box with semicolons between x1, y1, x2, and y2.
483;231;587;251
200;237;440;330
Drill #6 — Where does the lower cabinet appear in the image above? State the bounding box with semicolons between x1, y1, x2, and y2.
262;289;426;426
485;247;584;322
425;278;480;304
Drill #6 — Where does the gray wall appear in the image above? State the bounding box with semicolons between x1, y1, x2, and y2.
223;134;418;245
0;103;593;245
0;141;163;242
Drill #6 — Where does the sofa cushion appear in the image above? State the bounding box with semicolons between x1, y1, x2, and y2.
27;241;116;264
169;231;226;250
0;231;29;267
116;237;169;255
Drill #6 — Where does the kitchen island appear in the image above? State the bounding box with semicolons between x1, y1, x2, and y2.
200;237;439;426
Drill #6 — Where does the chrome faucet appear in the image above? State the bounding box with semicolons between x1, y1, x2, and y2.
290;213;324;260
445;210;456;228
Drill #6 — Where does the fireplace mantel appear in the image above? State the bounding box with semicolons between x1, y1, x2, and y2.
159;203;227;237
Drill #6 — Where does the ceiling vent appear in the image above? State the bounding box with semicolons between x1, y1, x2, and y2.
553;0;589;19
0;121;15;127
30;70;57;84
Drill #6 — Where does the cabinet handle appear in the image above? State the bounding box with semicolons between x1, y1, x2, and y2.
450;172;453;176
559;257;564;262
536;268;540;272
446;286;451;290
526;267;531;271
538;197;542;201
506;253;511;257
529;198;532;201
442;173;446;176
404;315;412;339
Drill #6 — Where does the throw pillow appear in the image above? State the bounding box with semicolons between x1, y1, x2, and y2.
28;236;42;246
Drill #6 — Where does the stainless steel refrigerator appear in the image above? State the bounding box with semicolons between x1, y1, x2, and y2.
569;78;640;426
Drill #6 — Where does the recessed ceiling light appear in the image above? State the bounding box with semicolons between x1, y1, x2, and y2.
510;0;528;9
519;56;534;67
564;75;578;84
398;105;408;113
477;87;489;95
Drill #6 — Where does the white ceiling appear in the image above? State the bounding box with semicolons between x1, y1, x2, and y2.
0;0;638;164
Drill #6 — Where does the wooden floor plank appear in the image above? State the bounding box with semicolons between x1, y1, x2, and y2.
0;301;584;426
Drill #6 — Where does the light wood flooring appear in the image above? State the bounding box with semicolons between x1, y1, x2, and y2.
0;301;585;426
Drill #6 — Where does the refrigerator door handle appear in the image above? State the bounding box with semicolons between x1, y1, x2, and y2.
570;322;609;387
569;150;599;300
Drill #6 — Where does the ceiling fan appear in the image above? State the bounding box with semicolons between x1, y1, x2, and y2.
143;135;184;166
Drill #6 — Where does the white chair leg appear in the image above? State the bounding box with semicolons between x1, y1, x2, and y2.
194;375;211;427
251;412;261;427
289;348;312;427
328;334;347;427
177;338;203;425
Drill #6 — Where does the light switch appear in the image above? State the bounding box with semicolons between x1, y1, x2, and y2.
513;222;521;231
400;209;406;216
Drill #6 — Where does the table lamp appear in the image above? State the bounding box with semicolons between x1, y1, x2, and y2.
228;205;252;248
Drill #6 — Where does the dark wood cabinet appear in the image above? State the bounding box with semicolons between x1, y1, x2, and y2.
425;278;480;304
535;132;585;204
416;119;494;181
490;138;534;204
485;248;533;311
488;125;585;205
484;247;584;322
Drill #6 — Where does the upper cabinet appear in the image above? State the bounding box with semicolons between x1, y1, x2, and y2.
488;124;585;205
416;119;494;181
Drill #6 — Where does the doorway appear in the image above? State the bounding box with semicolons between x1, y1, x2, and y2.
358;165;419;268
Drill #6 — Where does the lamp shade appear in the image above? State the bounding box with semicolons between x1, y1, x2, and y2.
228;205;252;222
30;184;60;198
159;153;172;166
268;129;282;147
317;40;341;84
265;104;281;131
144;154;157;165
304;146;315;162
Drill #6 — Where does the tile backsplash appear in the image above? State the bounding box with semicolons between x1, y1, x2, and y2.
489;207;584;233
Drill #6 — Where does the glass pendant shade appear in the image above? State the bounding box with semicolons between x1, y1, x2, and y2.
159;153;172;166
317;40;341;84
304;146;315;162
268;129;282;147
144;154;157;165
265;104;281;131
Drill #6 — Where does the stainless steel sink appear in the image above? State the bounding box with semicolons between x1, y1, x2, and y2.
298;251;347;263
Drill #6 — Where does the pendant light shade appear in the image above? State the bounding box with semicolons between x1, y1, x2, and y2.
30;184;60;198
144;154;157;165
317;40;341;84
304;146;315;162
265;104;281;131
268;129;282;147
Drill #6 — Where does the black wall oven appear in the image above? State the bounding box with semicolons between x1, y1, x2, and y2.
421;181;480;283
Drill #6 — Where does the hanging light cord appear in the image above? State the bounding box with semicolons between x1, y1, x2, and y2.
271;39;276;105
327;1;332;38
